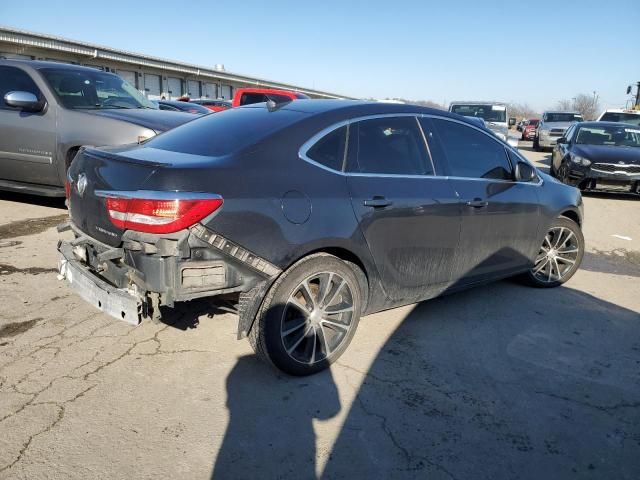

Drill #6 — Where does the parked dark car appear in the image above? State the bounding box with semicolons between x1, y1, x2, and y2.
59;100;585;375
551;121;640;193
0;60;195;197
190;99;232;112
156;100;211;115
232;88;310;107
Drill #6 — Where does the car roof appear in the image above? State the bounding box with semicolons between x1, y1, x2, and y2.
449;101;506;105
577;121;640;128
543;111;581;115
159;100;189;106
0;58;112;73
270;99;460;120
600;109;640;114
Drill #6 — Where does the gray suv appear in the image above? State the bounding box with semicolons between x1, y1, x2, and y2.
534;111;583;151
0;60;195;197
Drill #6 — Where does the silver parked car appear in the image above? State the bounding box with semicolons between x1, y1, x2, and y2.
0;60;195;197
534;111;583;151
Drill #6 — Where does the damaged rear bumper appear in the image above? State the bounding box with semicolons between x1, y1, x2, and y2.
58;241;142;325
57;221;282;330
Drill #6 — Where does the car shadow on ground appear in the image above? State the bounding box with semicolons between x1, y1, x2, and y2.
0;191;66;210
210;281;640;479
160;294;239;331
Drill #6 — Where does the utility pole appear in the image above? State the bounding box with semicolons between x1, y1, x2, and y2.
636;81;640;108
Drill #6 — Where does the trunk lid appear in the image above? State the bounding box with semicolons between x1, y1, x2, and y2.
68;147;162;246
67;146;226;246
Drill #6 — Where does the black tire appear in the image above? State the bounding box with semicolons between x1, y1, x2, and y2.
533;136;540;151
248;253;363;376
556;162;569;184
520;217;584;288
549;159;557;177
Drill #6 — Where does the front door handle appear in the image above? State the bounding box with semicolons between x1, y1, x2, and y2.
363;196;393;208
466;198;489;208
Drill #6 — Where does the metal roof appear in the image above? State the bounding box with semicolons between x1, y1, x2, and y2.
0;25;354;100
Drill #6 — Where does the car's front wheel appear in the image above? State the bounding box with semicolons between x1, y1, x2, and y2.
522;217;584;288
249;254;363;376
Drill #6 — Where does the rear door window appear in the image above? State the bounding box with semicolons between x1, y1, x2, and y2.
431;118;514;180
348;116;432;175
305;125;347;171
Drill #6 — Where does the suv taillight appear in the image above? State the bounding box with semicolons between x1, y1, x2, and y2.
104;194;223;234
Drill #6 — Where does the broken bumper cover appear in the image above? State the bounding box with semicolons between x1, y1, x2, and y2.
58;241;142;325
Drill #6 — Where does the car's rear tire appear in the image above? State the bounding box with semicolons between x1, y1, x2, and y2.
533;136;540;151
521;217;584;288
248;253;362;376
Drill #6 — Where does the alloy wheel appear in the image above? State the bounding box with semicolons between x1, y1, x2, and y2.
532;227;580;283
280;272;355;365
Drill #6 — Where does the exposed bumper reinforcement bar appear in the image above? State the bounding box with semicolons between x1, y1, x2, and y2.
57;241;142;325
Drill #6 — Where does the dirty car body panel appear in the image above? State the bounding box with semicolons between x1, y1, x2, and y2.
58;100;583;340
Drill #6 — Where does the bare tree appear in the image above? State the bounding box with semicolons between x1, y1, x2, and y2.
553;94;601;119
508;103;539;120
555;99;573;111
572;93;601;120
394;98;446;110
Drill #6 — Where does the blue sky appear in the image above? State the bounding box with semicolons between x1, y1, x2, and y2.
1;0;638;111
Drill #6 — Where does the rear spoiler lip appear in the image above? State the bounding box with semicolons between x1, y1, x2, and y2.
83;147;166;168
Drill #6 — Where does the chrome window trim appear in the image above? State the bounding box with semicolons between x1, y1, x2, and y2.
298;112;543;185
94;190;223;200
414;116;437;175
298;119;351;175
299;113;434;177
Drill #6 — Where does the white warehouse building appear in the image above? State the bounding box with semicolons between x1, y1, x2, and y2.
0;26;350;101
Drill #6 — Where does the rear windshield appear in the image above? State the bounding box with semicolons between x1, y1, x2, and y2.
450;104;506;123
240;92;295;106
528;120;539;126
600;112;640;126
544;113;583;122
145;106;305;156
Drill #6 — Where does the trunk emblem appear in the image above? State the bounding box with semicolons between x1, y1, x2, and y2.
76;174;88;197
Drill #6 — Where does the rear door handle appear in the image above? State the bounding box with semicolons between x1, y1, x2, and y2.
466;198;489;208
363;197;393;208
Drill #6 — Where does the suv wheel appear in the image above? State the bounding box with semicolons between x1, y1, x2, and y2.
249;254;362;376
521;217;584;288
533;135;540;151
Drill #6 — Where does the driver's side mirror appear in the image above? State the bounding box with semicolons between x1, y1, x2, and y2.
4;91;44;112
515;161;537;182
557;136;567;144
508;117;516;127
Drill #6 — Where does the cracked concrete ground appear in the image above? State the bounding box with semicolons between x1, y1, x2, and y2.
0;146;639;480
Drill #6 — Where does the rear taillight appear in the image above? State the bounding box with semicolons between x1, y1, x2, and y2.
104;193;223;234
64;180;71;200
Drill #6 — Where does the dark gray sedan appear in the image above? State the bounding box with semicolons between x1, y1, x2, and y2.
59;100;585;375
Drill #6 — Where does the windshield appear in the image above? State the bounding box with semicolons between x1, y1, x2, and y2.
575;125;640;147
528;120;539;126
450;104;506;123
40;68;156;110
599;112;640;126
544;113;583;122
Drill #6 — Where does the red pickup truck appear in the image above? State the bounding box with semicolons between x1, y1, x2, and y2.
231;88;309;107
